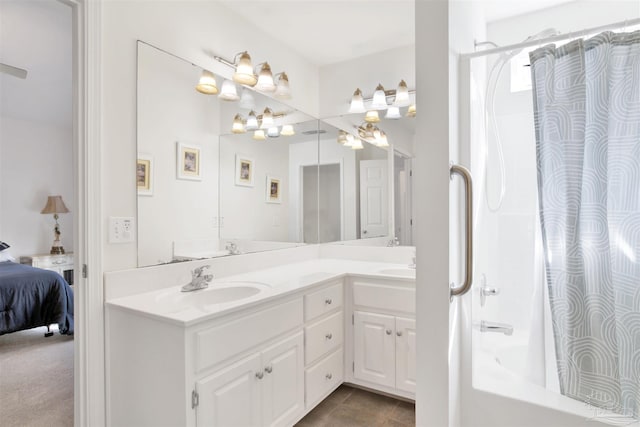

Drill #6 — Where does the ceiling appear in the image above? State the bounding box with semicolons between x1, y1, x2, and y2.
0;0;72;127
481;0;576;22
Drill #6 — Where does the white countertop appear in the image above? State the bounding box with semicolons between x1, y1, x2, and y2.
106;258;415;327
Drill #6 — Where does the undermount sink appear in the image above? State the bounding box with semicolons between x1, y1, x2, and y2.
377;268;416;278
153;281;270;313
194;284;263;306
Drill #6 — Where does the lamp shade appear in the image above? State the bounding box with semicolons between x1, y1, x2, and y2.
267;126;280;138
350;138;364;150
219;80;239;101
407;104;416;117
393;80;410;107
41;195;69;214
281;124;295;136
370;84;388;110
246;111;259;130
385;106;401;119
195;70;218;95
233;52;257;86
349;88;366;114
364;110;380;123
260;107;274;129
255;62;276;92
274;72;292;99
253;129;266;140
232;114;246;134
239;89;256;110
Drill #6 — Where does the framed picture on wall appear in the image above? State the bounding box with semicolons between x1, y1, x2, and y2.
177;142;201;181
266;175;281;203
136;154;153;196
235;155;254;187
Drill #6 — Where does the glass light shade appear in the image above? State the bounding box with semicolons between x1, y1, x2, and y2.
371;84;388;110
393;80;411;107
233;52;257;86
232;114;246;134
260;108;274;129
246;111;259;130
239;89;256;110
349;88;366;114
255;63;276;92
377;130;389;147
345;134;355;147
195;70;218;95
373;128;382;141
253;129;266;140
385;106;401;119
274;72;291;99
337;131;348;144
407;104;417;117
351;138;364;150
219;80;239;101
281;124;295;136
267;126;280;138
364;110;380;123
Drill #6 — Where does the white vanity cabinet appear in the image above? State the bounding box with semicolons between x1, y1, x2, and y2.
349;277;416;397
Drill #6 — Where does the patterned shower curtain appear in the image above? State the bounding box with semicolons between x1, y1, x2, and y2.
530;31;640;419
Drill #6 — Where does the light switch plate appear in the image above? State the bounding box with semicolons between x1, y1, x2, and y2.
109;217;135;243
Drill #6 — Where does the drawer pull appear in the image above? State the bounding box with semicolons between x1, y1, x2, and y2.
386;329;392;335
325;333;333;340
397;331;403;337
325;298;332;305
325;373;333;380
264;365;273;374
255;371;264;380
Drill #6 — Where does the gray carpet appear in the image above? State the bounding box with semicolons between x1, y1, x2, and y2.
0;326;74;427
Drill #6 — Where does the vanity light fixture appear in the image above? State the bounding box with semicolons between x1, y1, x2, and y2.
393;80;411;107
219;80;240;101
365;110;380;123
214;51;292;97
246;111;259;130
267;126;280;138
195;70;219;95
357;123;391;148
370;84;388;110
260;107;274;129
232;114;246;134
281;124;295;136
385;106;401;120
274;72;291;100
255;63;276;92
239;89;256;110
407;104;417;118
232;51;258;86
253;129;266;140
349;88;366;114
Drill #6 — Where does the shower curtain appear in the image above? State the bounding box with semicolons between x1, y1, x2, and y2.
530;31;640;419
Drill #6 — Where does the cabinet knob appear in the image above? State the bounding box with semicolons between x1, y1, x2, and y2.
386;329;392;335
397;331;403;337
264;366;273;374
325;298;332;305
325;333;333;340
255;371;264;380
326;373;333;380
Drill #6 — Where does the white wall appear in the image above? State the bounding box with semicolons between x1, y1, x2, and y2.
137;43;220;267
0;116;74;258
102;0;320;272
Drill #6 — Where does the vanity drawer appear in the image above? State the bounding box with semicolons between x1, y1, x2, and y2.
305;348;343;409
194;298;303;373
305;311;343;364
352;280;415;314
304;281;343;321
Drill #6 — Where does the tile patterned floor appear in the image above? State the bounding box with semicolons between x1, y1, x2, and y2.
295;385;415;427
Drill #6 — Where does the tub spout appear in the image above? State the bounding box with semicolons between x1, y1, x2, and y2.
480;320;514;336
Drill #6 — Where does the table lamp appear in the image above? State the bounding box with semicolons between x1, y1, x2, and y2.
41;195;69;254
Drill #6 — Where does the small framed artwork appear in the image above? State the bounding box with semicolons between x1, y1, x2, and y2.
266;175;282;203
136;154;153;196
177;142;201;181
235;155;254;187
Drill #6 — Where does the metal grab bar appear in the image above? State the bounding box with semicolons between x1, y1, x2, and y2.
450;164;473;298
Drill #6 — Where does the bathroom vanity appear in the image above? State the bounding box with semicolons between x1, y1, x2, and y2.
106;259;415;427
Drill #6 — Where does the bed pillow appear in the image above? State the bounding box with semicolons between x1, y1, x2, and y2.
0;251;15;262
0;241;9;251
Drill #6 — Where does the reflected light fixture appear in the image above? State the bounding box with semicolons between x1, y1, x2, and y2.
267;126;280;138
365;110;380;123
407;104;417;117
351;138;364;150
41;195;70;254
260;107;274;128
274;72;292;99
377;130;389;147
219;80;239;101
239;89;256;110
253;129;266;140
232;114;246;134
371;84;388;110
195;70;218;95
385;106;401;119
255;62;276;92
337;130;348;145
281;124;295;136
349;88;366;114
246;111;259;130
393;80;410;107
232;51;257;86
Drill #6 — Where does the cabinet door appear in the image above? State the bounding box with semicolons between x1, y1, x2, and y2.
196;353;262;427
353;311;395;388
395;317;417;393
261;332;304;427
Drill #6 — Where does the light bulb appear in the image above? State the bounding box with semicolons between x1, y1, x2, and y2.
365;110;380;123
195;70;218;95
407;104;416;118
255;63;276;92
393;80;410;107
267;126;280;138
385;106;401;119
371;84;388;110
274;72;291;99
349;88;366;114
233;52;257;86
281;124;295;136
239;89;256;110
253;129;266;140
219;80;239;101
246;111;259;130
231;114;245;134
260;107;274;128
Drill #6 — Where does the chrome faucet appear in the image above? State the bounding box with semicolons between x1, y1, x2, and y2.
181;265;213;292
225;241;240;255
387;237;400;247
480;320;514;336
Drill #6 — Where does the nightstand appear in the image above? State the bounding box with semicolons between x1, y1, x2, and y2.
20;253;74;286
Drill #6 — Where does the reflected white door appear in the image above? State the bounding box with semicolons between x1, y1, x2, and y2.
360;159;388;238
